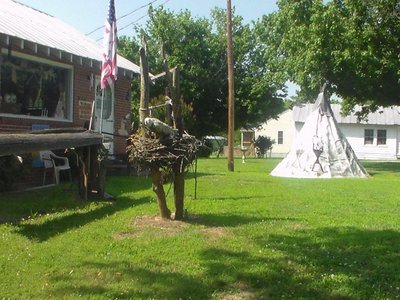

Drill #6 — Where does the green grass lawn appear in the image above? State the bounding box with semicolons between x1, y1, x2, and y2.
1;158;400;299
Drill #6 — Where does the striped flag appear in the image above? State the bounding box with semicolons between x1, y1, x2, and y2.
101;0;118;89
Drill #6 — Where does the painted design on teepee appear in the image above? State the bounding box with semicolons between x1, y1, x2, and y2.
271;86;368;178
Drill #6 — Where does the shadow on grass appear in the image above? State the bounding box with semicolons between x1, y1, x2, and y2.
15;195;152;242
185;171;217;180
0;176;153;223
105;175;152;195
198;227;400;299
44;226;400;299
203;195;267;201
188;213;298;228
50;262;208;299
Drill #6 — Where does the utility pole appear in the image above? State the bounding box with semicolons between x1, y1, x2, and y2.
227;0;235;172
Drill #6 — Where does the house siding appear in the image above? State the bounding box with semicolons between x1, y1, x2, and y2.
255;109;295;157
341;124;399;160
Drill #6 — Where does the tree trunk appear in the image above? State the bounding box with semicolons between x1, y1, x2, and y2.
173;168;185;220
151;168;171;219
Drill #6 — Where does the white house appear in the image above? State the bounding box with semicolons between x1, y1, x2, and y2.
255;103;400;160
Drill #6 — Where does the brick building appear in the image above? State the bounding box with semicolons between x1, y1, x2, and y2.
0;0;140;157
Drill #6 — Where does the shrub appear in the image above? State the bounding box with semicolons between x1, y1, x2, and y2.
197;140;213;158
254;136;274;157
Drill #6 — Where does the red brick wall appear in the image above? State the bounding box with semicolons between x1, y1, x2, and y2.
0;34;134;156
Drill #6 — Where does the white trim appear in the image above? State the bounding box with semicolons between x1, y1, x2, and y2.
0;113;73;123
1;48;73;69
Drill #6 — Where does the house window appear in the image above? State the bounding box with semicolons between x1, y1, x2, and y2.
377;129;387;145
278;131;283;144
0;51;72;120
364;129;374;145
242;131;254;144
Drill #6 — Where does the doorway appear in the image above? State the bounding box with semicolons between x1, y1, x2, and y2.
94;76;114;155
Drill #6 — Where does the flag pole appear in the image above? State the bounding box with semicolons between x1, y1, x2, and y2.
100;0;117;135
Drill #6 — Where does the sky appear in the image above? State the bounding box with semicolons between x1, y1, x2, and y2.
15;0;278;41
14;0;298;96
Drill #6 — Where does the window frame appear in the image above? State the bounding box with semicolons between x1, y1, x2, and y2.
0;49;73;122
277;130;283;144
377;129;387;145
364;129;374;145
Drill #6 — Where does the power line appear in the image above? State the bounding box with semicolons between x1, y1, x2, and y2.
86;0;161;36
95;0;172;42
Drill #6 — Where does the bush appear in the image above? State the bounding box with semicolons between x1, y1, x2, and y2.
197;140;213;158
254;136;274;157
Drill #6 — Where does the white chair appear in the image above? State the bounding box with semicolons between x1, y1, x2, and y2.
40;150;71;185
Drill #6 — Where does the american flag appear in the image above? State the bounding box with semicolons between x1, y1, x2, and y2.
101;0;118;89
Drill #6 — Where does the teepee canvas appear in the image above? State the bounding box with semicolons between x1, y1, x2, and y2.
271;88;368;178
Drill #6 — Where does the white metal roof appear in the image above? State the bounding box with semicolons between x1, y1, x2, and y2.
0;0;140;74
293;103;400;125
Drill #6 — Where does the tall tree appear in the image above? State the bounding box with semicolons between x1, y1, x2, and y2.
259;0;400;115
119;6;284;137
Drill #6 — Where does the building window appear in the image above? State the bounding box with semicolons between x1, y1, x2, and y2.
278;131;283;144
377;129;387;145
364;129;374;145
0;51;72;120
243;131;254;144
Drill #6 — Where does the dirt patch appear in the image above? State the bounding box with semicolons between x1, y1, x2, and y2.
114;215;189;239
200;226;233;239
217;291;257;300
114;214;234;240
216;282;258;300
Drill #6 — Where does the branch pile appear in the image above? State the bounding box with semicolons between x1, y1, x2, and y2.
127;133;200;172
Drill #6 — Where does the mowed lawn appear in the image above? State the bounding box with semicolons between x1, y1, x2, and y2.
1;158;400;299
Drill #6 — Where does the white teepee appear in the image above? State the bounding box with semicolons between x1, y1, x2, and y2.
271;88;368;178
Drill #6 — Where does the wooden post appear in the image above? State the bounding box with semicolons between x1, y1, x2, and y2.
88;145;106;199
139;34;150;124
172;68;184;135
76;147;89;201
227;0;235;172
172;67;185;220
161;44;185;220
165;87;173;126
140;36;171;219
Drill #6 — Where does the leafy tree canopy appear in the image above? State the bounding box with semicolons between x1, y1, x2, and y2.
119;6;284;137
258;0;400;115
